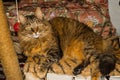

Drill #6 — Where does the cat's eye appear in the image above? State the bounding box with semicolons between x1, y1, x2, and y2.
31;28;34;32
25;27;31;30
36;27;39;31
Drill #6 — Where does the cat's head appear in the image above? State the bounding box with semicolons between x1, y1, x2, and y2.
18;7;51;40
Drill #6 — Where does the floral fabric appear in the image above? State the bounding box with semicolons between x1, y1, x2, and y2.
18;0;116;38
6;0;116;38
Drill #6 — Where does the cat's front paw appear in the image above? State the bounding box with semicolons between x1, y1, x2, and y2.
23;60;48;79
24;72;47;80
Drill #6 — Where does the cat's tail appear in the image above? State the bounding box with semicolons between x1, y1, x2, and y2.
98;53;117;76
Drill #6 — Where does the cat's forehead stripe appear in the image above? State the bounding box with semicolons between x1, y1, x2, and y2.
26;16;43;27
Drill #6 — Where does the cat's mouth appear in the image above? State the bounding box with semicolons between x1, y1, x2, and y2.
32;32;40;38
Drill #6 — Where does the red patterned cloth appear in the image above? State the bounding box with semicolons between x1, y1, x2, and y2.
18;0;116;38
5;0;116;40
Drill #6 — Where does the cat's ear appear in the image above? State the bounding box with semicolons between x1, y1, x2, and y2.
18;14;26;24
35;7;43;20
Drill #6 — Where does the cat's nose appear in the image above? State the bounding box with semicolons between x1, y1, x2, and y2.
33;32;40;38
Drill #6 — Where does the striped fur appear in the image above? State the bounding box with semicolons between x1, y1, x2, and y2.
49;17;120;79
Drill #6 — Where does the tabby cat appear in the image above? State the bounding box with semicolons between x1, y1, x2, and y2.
18;7;120;80
18;8;62;79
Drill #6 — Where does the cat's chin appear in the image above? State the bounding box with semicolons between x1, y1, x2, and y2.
33;35;39;39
